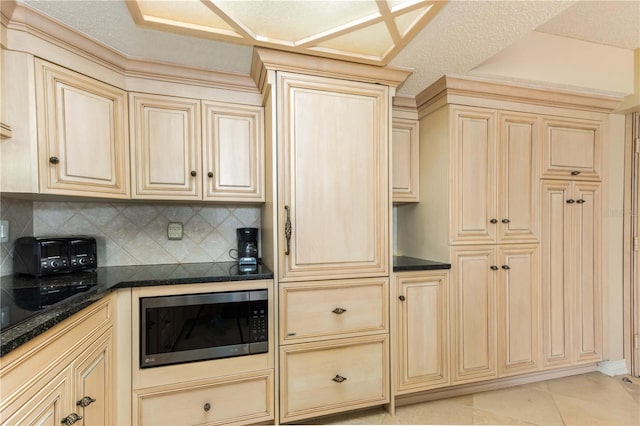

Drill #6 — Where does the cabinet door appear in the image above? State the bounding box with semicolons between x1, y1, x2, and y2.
73;332;113;426
394;271;449;394
202;101;264;202
35;59;130;199
392;118;419;203
130;93;201;200
277;72;389;281
450;246;497;384
2;371;71;426
497;245;539;376
450;106;497;245
541;118;601;181
498;113;539;243
572;182;602;364
540;180;573;368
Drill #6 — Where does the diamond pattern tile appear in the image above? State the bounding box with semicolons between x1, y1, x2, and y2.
0;199;261;270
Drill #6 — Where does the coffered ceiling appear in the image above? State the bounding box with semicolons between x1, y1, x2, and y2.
16;0;640;97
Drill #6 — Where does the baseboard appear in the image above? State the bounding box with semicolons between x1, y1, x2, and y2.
596;359;628;376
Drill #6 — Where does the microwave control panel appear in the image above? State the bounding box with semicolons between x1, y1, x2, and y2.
250;303;268;342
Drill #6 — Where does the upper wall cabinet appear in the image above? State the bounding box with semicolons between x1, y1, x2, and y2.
35;59;130;198
129;93;264;202
541;118;601;181
130;93;201;200
392;118;419;203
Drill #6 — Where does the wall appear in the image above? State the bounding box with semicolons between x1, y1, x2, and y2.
0;196;261;275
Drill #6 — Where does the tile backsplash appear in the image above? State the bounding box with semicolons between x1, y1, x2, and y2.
1;195;261;274
0;196;34;276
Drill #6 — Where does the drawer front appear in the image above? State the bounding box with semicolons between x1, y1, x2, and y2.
280;335;389;423
137;371;273;426
280;278;388;343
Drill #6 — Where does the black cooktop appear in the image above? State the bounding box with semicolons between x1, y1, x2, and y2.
0;272;98;331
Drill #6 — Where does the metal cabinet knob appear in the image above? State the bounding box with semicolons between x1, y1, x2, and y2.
571;171;581;176
490;265;499;271
332;374;347;383
204;402;211;412
501;218;510;223
398;295;406;301
490;218;498;224
332;307;347;314
576;199;586;204
190;170;197;177
208;171;214;178
61;413;82;426
76;396;96;408
501;265;511;270
566;199;575;204
49;156;59;164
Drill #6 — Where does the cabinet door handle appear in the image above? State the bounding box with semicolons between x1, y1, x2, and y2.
190;170;197;177
76;396;96;408
501;265;511;270
332;307;347;314
284;205;292;255
332;374;347;383
203;402;212;412
576;199;586;204
501;218;510;223
566;199;575;204
490;265;499;271
207;171;214;178
490;218;498;224
571;171;581;176
61;413;82;426
49;156;59;164
398;295;406;301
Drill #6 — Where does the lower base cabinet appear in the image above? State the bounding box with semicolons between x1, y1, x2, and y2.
280;335;389;424
0;296;115;426
135;371;273;426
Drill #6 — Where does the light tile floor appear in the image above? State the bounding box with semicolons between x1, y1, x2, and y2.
304;373;640;425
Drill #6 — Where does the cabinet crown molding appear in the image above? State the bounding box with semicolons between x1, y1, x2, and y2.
415;75;624;114
251;47;413;92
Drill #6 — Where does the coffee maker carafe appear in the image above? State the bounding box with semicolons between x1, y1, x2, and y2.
237;228;259;273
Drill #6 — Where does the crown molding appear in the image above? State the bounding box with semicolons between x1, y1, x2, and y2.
416;75;623;114
1;1;258;93
251;47;413;90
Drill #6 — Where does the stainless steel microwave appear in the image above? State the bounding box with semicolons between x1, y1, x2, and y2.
139;289;268;368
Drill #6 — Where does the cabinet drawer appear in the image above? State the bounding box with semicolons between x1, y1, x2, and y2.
280;278;388;343
541;118;601;180
136;371;273;426
280;335;389;423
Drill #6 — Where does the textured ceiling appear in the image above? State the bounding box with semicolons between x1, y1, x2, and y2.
17;0;640;97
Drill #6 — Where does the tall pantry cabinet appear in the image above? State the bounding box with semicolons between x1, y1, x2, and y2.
251;49;410;424
397;76;620;388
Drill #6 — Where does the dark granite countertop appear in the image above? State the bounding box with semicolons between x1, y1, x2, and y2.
393;256;451;272
0;262;273;356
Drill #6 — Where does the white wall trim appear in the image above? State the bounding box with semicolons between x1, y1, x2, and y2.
596;359;628;376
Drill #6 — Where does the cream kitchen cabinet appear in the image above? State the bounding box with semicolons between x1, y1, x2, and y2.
449;246;498;384
275;72;389;282
541;117;601;181
34;58;130;199
393;270;450;395
0;295;115;426
497;245;540;376
129;93;264;202
279;335;389;424
392;118;419;203
541;180;602;368
450;107;539;245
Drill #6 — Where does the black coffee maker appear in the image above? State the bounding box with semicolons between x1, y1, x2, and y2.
237;227;259;273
